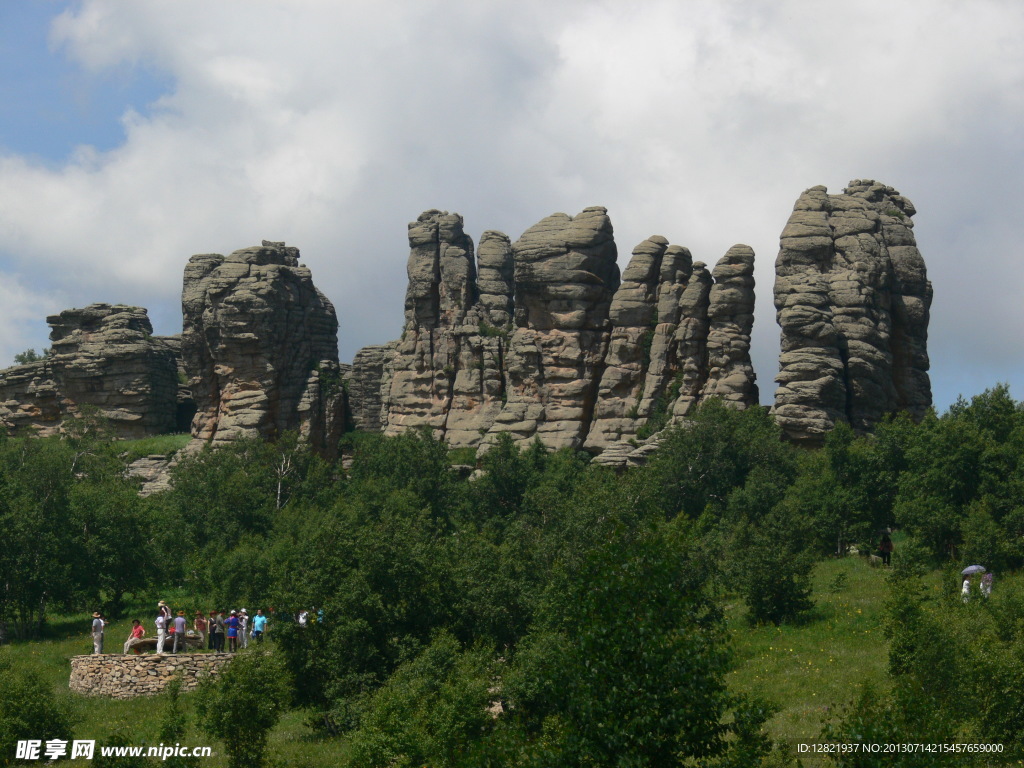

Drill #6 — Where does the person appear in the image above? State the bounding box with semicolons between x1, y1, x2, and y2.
158;600;172;625
252;609;268;643
172;611;188;653
238;609;249;649
982;572;994;598
207;609;217;650
124;619;146;654
298;609;308;628
962;577;972;603
211;610;225;652
91;612;105;654
226;610;239;652
194;611;208;648
155;610;168;654
878;534;894;566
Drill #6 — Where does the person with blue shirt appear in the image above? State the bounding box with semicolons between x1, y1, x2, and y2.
252;609;268;643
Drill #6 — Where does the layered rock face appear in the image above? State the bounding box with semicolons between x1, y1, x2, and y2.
181;241;345;456
0;304;179;437
355;208;759;454
773;180;932;443
345;343;396;432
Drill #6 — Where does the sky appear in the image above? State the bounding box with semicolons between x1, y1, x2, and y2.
1;0;1023;411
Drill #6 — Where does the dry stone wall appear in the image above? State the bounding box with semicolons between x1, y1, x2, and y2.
69;653;233;699
772;180;932;444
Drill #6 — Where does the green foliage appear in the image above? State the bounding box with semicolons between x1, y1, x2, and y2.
447;446;478;466
346;633;495;768
12;349;46;366
644;400;796;519
156;678;199;768
477;322;510;340
196;650;291;768
0;657;75;767
826;568;1024;764
729;508;815;625
490;525;772;766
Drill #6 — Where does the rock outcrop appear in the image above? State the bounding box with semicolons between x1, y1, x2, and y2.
354;207;760;455
181;241;346;456
345;343;396;432
772;180;932;443
0;304;179;437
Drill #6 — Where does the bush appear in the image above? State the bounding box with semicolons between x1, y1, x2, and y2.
0;657;75;766
196;650;291;768
346;633;496;768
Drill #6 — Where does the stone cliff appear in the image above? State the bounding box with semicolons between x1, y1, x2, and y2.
772;180;932;443
355;208;760;455
0;304;183;437
181;240;346;457
0;181;932;460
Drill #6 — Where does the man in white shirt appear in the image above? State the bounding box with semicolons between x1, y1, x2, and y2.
155;612;167;654
91;612;105;654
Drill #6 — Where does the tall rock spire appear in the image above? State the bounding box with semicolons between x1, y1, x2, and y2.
772;180;932;443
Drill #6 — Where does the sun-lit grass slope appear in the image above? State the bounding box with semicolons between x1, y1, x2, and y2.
726;555;904;747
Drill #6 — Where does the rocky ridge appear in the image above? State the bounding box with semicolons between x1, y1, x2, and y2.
0;304;183;438
772;180;932;443
356;207;761;456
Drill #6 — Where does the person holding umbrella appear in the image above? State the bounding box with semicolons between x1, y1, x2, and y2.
961;565;986;602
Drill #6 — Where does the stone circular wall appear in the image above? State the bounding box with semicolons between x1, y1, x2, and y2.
69;653;234;699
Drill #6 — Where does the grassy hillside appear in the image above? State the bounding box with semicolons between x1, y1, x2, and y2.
2;556;915;767
1;605;348;767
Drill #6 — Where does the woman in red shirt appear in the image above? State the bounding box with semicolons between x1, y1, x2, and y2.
124;619;146;654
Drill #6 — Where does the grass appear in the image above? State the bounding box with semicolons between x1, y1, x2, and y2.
1;601;351;767
116;433;191;461
726;556;892;748
447;446;478;466
4;549;949;766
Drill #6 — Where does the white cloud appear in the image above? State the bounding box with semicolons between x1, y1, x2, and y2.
1;0;1023;405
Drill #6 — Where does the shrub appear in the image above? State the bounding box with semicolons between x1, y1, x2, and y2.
196;650;291;768
0;657;75;766
346;633;495;768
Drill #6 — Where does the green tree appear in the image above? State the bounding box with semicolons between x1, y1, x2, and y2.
346;633;496;768
196;650;291;768
156;678;199;768
643;401;795;520
494;524;772;766
11;349;45;366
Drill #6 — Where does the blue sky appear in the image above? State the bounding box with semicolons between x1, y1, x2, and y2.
1;0;1024;414
0;1;169;161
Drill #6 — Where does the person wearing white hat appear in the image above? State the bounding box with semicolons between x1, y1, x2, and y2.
238;609;249;649
91;612;105;654
155;603;168;654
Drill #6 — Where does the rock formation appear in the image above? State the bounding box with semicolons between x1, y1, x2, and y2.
344;343;396;432
0;304;180;437
355;207;760;455
181;240;346;456
773;180;932;443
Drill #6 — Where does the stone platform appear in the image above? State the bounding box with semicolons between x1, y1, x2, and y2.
69;653;234;699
